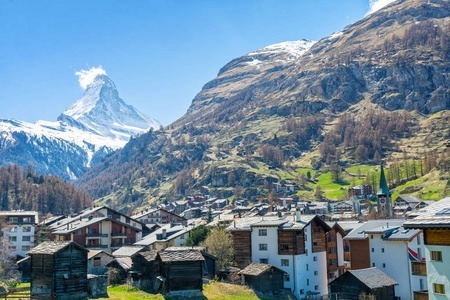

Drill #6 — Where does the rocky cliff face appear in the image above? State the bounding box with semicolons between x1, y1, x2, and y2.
77;0;450;209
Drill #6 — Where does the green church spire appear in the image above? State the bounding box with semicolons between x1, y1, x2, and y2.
377;164;391;195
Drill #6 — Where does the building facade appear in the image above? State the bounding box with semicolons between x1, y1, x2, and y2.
49;206;143;253
0;211;38;258
228;212;331;299
405;197;450;300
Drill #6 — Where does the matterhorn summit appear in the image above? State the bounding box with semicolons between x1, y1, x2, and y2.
0;67;161;180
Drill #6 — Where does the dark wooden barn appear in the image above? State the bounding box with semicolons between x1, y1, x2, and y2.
165;246;217;279
238;263;286;294
105;257;132;285
130;251;159;289
17;256;31;282
28;241;88;300
329;267;398;300
156;248;204;293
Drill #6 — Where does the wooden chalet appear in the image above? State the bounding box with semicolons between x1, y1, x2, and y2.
156;248;205;293
329;267;398;299
28;241;88;300
238;263;286;294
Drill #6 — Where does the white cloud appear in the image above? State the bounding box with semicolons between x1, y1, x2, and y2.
75;66;107;89
366;0;397;16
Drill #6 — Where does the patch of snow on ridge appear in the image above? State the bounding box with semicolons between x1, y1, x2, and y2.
329;31;344;40
248;39;316;59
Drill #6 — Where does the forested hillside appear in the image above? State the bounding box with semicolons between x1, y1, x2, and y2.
76;0;450;211
0;164;92;215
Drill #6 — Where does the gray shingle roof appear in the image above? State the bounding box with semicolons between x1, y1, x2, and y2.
404;197;450;228
238;263;286;276
27;241;87;255
227;215;320;231
158;249;205;262
112;246;146;257
349;267;398;289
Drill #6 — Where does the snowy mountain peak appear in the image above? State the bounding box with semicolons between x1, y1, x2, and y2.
60;73;161;139
0;68;162;180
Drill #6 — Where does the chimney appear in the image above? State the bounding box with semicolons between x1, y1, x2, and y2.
295;207;301;222
277;211;282;218
162;229;167;239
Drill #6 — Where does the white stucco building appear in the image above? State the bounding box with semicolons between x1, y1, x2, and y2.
0;211;38;258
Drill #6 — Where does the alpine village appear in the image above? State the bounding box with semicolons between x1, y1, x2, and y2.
1;0;450;299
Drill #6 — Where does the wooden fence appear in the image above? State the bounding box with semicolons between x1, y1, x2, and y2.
0;292;55;299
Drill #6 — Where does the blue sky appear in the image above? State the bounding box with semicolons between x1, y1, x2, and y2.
0;0;382;125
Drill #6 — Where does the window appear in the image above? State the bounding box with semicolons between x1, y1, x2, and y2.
22;236;31;242
23;217;32;222
314;271;318;275
259;244;268;251
284;274;290;281
300;289;304;295
307;279;309;286
433;283;445;294
372;263;375;267
258;229;267;236
93;257;101;266
10;217;18;223
21;246;30;251
306;264;309;271
313;256;317;261
371;235;373;239
381;248;385;253
417;248;421;260
180;234;185;240
23;227;31;232
10;227;17;233
9;246;16;251
259;258;268;264
431;251;442;261
281;259;289;266
329;247;336;253
383;263;386;268
9;236;16;242
280;244;289;251
305;249;308;255
315;285;319;291
419;279;424;290
371;248;374;252
417;236;421;245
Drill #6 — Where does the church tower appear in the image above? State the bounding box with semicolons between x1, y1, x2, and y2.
377;164;392;218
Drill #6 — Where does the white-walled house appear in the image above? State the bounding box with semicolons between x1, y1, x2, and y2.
134;223;193;251
405;197;450;300
0;211;38;258
345;220;427;300
228;212;331;299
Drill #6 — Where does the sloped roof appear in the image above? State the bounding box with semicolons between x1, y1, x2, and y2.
238;263;286;276
112;246;146;257
88;250;113;260
137;251;158;262
158;249;205;262
345;220;404;240
28;241;87;255
404;197;450;228
110;257;133;270
348;268;398;289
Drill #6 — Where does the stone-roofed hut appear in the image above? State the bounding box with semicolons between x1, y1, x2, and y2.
105;257;132;285
156;248;205;293
329;267;398;299
130;251;159;289
238;263;286;294
28;241;88;300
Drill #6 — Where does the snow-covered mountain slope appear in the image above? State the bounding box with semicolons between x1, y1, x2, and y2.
0;74;161;180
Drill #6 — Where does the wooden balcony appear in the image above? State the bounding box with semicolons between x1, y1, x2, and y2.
411;261;427;276
413;290;428;300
